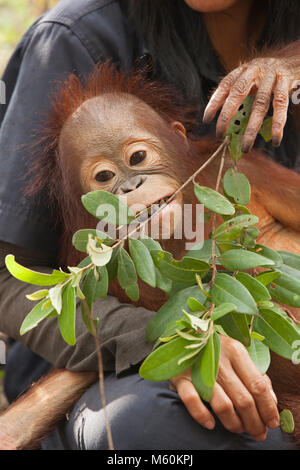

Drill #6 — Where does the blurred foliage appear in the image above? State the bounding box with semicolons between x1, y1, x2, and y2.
0;0;59;73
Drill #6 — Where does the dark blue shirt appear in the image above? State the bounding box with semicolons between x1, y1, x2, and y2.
0;0;299;258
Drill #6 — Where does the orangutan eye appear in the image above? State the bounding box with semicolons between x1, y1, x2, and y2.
130;150;146;166
95;170;115;182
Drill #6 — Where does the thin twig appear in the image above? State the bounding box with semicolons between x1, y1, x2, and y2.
82;299;114;450
210;137;230;286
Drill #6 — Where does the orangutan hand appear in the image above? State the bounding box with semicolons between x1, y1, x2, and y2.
170;335;279;442
203;57;297;152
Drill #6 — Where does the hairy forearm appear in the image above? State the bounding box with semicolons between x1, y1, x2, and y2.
0;369;97;450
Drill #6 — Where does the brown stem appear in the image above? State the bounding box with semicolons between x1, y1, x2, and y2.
82;299;114;450
210;137;230;286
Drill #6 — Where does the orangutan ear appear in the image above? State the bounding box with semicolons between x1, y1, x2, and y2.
171;121;187;140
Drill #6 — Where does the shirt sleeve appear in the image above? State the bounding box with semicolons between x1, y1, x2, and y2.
0;243;155;375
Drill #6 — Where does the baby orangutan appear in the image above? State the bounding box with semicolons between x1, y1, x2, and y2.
0;62;299;450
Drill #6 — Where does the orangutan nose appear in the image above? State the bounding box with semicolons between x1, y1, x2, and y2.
119;175;146;194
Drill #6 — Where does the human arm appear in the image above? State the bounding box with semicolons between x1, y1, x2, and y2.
203;40;300;152
0;241;155;375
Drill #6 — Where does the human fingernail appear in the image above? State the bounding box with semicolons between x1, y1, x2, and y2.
270;389;278;404
255;433;267;442
268;418;279;429
204;420;215;430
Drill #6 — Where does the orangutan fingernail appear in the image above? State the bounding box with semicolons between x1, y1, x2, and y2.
241;142;250;153
272;137;281;147
216;129;225;140
203;109;213;123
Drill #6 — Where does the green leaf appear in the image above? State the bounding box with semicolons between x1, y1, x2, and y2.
216;312;251;347
254;308;300;359
26;289;49;301
226;96;254;135
72;229;114;252
211;302;237;321
218;249;275;271
117;247;139;301
259;117;273;142
86;235;113;266
235;272;271;302
20;300;55;335
223;169;251;205
194;184;235;216
255;245;283;266
82;266;109;305
268;274;300;308
212;215;258;241
211;273;258;315
192;332;220;401
280;409;295;433
49;284;63;314
106;246;120;282
81;190;136;225
128;238;156;288
139;337;199;381
5;255;69;286
58;284;76;345
246;338;270;374
151;250;210;285
255;271;281;286
146;285;208;342
187;297;206;312
229;133;243;161
139;235;162;252
278;251;300;270
182;311;210;332
186;240;220;262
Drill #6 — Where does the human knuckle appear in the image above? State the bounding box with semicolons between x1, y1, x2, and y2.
250;376;268;396
227;338;246;355
182;390;197;404
237;394;253;410
214;400;233;416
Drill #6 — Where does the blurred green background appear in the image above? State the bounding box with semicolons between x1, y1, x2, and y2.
0;0;59;74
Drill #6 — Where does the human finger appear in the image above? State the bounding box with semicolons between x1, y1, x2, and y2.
217;359;268;440
173;377;215;430
230;344;280;431
209;381;245;434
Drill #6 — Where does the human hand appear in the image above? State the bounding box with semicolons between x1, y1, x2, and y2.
170;335;279;441
203;57;296;152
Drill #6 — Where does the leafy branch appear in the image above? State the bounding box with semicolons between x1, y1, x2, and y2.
5;98;298;437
